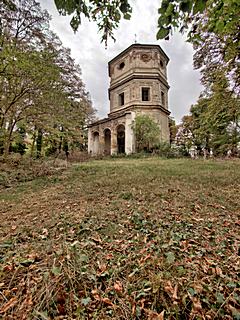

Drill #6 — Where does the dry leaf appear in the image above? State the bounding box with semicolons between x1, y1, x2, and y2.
145;308;165;319
102;297;113;306
215;266;223;276
191;296;202;313
0;297;17;313
164;281;174;296
91;234;102;243
140;254;151;264
172;284;179;300
193;283;203;294
97;261;107;273
114;281;123;293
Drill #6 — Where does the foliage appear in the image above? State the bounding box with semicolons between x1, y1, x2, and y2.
157;0;240;94
157;0;240;43
54;0;132;46
169;117;178;145
132;114;160;152
176;71;240;156
0;158;240;318
0;0;94;158
155;142;181;158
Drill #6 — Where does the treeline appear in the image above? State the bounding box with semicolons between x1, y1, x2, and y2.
172;75;240;156
170;1;240;157
0;0;95;158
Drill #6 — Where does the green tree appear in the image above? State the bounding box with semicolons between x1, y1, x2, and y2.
202;74;240;154
169;117;177;145
178;73;240;156
0;0;94;157
132;114;160;152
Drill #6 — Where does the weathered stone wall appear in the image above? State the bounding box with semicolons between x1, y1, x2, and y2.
110;79;169;113
109;48;167;86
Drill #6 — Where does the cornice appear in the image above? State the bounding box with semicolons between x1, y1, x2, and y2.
108;44;169;68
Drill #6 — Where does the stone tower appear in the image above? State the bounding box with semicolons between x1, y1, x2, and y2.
88;44;170;155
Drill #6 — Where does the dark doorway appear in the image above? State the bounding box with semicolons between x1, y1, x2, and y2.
104;128;111;155
117;125;125;154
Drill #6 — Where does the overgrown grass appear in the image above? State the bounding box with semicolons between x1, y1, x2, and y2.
0;158;239;319
0;155;70;190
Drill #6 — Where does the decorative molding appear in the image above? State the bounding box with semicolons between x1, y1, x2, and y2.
140;53;152;62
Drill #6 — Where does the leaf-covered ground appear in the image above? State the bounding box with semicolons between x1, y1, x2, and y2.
0;158;239;319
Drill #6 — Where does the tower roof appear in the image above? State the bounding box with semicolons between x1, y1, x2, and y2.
108;43;169;67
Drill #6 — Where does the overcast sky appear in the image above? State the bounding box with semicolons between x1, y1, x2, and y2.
39;0;203;123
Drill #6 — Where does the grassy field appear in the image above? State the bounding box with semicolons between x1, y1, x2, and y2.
0;158;239;319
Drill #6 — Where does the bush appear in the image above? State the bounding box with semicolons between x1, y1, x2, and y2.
132;114;160;152
154;143;182;158
0;155;68;189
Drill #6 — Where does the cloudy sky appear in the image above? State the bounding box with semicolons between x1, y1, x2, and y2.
39;0;203;123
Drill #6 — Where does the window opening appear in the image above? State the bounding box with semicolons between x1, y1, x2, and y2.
119;92;124;106
142;87;150;101
161;91;165;106
118;62;125;69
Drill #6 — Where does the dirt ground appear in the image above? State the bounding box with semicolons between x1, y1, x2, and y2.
0;158;239;319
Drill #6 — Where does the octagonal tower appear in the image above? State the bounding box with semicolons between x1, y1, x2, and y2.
88;44;170;155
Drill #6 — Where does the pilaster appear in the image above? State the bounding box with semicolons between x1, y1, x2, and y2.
111;127;118;155
125;112;135;154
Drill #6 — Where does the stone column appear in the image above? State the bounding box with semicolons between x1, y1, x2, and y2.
99;130;105;155
125;112;135;154
111;126;118;155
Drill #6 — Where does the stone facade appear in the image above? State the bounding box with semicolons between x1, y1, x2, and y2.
88;44;170;155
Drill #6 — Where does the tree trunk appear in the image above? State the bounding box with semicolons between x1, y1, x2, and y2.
30;128;37;158
36;129;43;158
3;120;15;158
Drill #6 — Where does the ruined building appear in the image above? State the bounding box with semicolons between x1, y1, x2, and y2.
88;43;170;155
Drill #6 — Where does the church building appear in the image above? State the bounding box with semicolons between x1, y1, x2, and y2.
88;43;170;155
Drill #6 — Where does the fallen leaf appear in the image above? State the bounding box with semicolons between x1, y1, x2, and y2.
235;220;240;226
164;281;174;296
215;266;223;276
114;281;123;293
172;284;179;301
145;308;165;319
97;261;107;273
102;297;113;306
190;296;202;313
140;254;151;264
91;234;102;243
0;297;17;313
